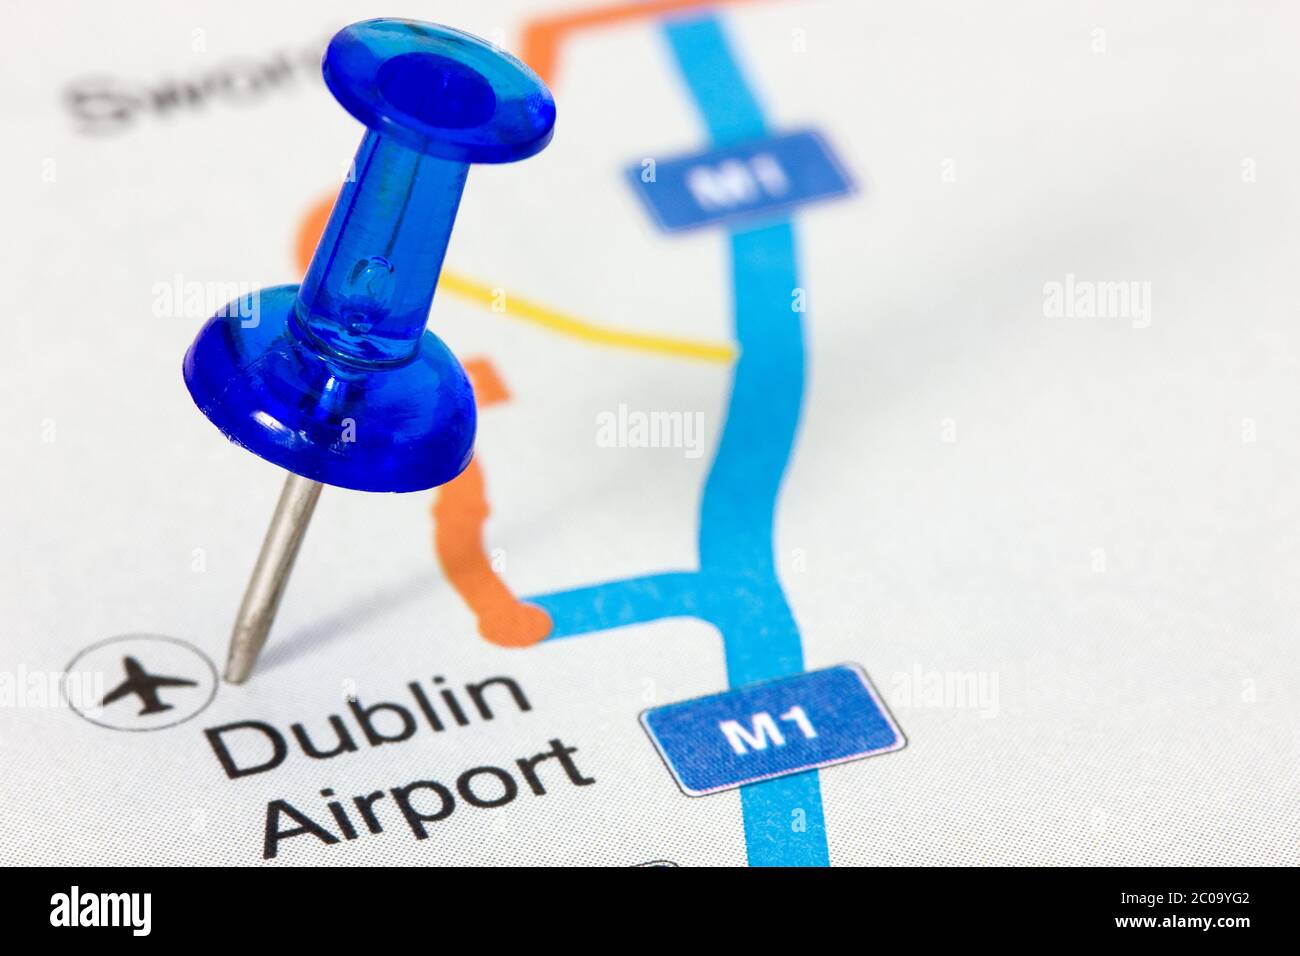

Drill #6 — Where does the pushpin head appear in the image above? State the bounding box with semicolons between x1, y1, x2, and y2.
324;19;556;163
183;19;555;493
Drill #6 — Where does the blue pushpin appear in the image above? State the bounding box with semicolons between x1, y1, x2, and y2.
183;19;555;683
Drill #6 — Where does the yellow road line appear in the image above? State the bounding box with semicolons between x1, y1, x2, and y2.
439;271;736;364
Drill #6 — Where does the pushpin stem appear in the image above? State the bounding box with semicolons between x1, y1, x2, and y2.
224;473;324;683
296;131;470;366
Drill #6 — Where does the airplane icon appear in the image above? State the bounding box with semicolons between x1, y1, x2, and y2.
100;656;198;716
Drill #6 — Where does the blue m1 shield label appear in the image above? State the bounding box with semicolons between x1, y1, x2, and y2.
626;129;854;233
640;664;905;796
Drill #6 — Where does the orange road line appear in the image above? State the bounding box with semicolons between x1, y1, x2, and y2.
432;456;554;648
520;0;761;85
434;360;553;647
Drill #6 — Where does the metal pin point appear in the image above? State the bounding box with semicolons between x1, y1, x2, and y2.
224;474;323;683
181;19;556;682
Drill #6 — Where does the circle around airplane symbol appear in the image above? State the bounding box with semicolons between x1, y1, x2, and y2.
64;635;218;732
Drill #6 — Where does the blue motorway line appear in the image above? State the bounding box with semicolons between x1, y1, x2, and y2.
529;14;828;866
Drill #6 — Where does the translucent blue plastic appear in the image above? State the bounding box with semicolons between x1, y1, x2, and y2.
183;19;556;492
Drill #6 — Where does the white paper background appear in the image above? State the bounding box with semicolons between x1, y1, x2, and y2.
1;0;1297;865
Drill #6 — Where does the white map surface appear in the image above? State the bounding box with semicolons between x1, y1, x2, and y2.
2;0;1298;865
